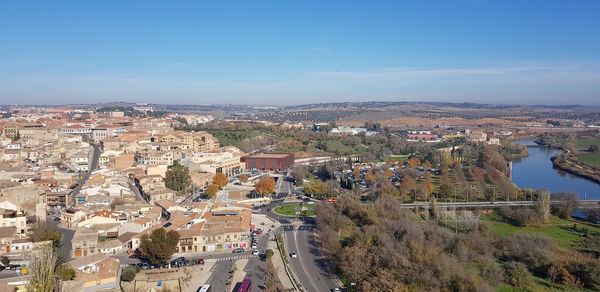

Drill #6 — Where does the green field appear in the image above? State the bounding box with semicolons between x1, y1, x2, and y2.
273;203;316;217
575;138;600;166
482;213;600;249
387;154;410;162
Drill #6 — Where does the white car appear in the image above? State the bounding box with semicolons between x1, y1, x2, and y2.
252;243;257;249
290;253;297;258
252;250;259;256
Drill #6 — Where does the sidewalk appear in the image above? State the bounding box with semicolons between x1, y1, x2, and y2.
267;239;295;290
229;259;248;292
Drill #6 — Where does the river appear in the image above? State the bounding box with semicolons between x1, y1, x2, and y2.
512;139;600;200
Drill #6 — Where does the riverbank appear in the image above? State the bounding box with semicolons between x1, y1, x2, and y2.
551;154;600;185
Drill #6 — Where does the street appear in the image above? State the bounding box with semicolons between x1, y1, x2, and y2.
284;224;338;292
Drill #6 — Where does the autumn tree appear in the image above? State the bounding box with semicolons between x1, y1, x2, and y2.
422;172;434;199
205;184;220;197
422;160;432;169
551;192;579;219
212;173;228;188
255;176;276;196
383;169;394;180
165;162;191;194
400;176;416;196
407;158;421;168
140;228;180;265
303;180;328;198
365;171;377;187
238;174;249;183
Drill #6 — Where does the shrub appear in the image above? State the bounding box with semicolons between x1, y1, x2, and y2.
121;266;138;282
56;265;76;281
504;261;534;289
497;207;540;227
501;233;558;274
551;192;579;219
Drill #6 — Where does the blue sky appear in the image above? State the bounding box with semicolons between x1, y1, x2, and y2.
1;0;600;105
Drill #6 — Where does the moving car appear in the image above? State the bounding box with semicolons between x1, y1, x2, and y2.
290;253;297;258
252;250;259;256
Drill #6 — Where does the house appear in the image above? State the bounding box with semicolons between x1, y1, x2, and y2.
67;254;120;289
72;227;99;257
0;209;28;235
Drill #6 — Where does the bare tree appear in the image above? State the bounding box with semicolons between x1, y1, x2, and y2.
536;191;551;223
28;244;58;292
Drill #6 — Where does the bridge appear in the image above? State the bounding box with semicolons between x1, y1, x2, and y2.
396;199;600;209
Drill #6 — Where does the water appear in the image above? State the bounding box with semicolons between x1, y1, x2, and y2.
512;139;600;200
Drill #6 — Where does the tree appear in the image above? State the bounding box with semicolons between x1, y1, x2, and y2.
439;181;452;199
239;174;249;183
265;249;274;260
422;172;433;199
303;180;328;198
0;256;9;266
504;261;534;290
55;265;76;281
407;158;421;169
365;171;377;187
121;265;139;282
551;192;579;219
28;244;58;292
139;228;180;265
536;191;551;223
32;222;62;250
213;173;228;188
165;162;191;194
205;184;219;197
400;176;416;196
254;176;276;196
292;166;307;186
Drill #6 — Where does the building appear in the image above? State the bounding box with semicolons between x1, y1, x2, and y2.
240;153;294;172
0;210;27;235
72;228;99;257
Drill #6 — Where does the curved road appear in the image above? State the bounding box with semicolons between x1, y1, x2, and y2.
266;202;339;292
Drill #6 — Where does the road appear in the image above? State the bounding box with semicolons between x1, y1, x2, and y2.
284;223;338;292
264;200;339;292
68;143;102;207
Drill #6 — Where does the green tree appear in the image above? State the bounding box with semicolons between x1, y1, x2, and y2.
504;261;534;290
165;162;191;194
56;265;76;281
121;265;139;282
265;249;274;260
140;228;180;265
589;144;599;153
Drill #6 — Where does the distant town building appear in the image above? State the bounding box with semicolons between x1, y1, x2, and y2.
241;153;294;172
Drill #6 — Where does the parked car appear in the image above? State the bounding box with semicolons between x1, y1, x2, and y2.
170;257;188;267
232;248;245;253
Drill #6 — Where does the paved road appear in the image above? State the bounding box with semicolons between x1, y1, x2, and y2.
68;143;101;207
264;200;339;292
284;224;338;292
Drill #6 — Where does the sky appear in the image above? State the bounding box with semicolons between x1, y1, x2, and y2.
1;0;600;106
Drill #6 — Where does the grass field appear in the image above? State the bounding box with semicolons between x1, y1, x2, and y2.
575;138;600;166
387;154;410;162
482;213;600;249
273;203;316;217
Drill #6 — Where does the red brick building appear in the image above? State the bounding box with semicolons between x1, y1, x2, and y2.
240;153;294;172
